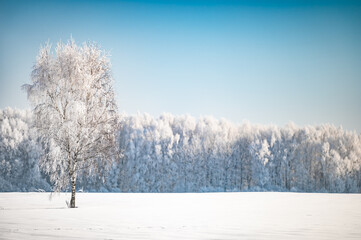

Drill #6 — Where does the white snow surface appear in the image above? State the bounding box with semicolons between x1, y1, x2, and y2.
0;192;360;239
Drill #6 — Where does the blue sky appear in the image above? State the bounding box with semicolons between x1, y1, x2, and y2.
1;0;360;132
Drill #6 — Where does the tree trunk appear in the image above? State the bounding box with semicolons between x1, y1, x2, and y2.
70;175;76;208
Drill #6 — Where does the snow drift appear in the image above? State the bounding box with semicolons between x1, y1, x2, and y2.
1;192;360;240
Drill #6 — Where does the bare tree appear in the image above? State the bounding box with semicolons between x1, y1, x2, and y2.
23;38;118;208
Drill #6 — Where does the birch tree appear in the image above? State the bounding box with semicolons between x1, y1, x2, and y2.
23;38;118;208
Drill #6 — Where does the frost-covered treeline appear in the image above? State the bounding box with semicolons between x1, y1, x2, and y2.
1;109;361;193
0;108;50;191
111;113;361;193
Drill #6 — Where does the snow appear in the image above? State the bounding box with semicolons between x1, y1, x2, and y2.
1;192;360;239
2;108;361;193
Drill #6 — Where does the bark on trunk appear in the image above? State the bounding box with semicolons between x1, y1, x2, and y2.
70;176;76;208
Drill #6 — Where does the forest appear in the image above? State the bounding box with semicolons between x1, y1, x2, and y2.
1;107;360;193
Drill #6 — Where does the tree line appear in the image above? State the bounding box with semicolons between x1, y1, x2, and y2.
1;108;360;193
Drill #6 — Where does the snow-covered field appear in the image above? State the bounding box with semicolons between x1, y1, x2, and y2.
0;192;360;239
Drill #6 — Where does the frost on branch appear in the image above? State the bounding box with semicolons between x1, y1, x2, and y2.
1;110;361;193
0;108;49;191
23;38;118;206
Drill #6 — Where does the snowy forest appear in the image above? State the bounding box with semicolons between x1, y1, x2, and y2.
1;107;361;193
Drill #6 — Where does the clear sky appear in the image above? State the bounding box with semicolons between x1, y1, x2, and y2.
1;0;360;132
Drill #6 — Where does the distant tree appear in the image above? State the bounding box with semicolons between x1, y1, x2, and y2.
23;38;118;208
249;138;271;189
0;108;49;192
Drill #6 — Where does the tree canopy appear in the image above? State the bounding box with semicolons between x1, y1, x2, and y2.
22;38;118;207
